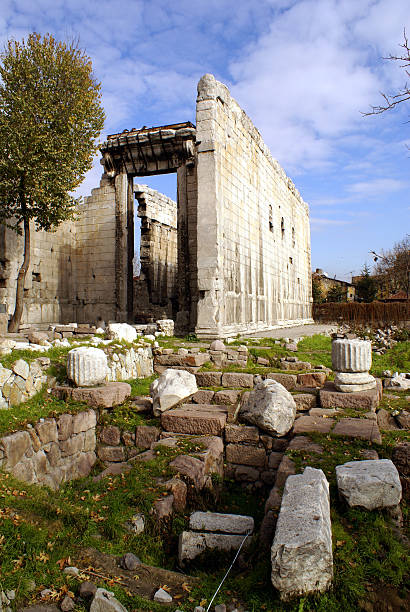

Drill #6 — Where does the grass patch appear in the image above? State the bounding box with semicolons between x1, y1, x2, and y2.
0;391;91;437
371;341;410;377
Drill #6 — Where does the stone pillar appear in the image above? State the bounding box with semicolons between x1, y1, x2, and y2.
114;172;134;322
332;339;376;392
195;75;223;339
176;164;190;333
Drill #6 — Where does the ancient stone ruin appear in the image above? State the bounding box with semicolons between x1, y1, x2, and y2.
0;74;312;337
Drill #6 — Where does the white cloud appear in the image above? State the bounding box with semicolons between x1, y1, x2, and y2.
229;0;409;170
347;178;407;198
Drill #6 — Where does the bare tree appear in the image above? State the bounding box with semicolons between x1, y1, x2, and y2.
371;235;410;299
364;30;410;116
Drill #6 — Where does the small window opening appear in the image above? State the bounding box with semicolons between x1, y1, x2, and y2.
289;257;293;264
269;205;273;232
281;217;285;238
32;272;41;282
292;227;295;247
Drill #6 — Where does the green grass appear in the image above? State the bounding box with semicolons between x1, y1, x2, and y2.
371;341;410;377
0;390;92;437
0;442;194;606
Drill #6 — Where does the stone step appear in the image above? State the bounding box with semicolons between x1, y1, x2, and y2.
161;404;227;435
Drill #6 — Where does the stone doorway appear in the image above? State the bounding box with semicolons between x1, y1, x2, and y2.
100;122;198;332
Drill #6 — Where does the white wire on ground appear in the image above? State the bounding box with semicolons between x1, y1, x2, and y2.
205;531;250;612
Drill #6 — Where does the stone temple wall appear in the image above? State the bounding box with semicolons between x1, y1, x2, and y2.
0;220;76;324
72;176;117;324
133;185;178;321
195;74;312;338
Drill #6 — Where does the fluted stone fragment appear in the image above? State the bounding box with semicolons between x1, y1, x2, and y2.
332;339;372;373
271;467;333;599
67;347;108;387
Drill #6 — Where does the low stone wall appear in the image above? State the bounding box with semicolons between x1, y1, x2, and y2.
224;424;289;488
0;357;53;409
0;345;153;409
106;346;153;381
0;410;97;489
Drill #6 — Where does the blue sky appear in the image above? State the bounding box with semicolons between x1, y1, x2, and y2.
1;0;409;280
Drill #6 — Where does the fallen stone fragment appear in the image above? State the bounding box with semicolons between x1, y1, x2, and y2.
240;379;296;436
63;566;79;576
60;596;75;612
377;408;400;430
271;467;333;600
120;552;141;571
90;588;128;612
336;459;402;510
108;323;138;343
214;605;227;612
123;513;145;534
153;588;172;603
151;369;198;416
179;531;251;563
79;582;97;599
189;511;254;534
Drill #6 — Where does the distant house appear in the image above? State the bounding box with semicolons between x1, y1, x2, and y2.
312;269;356;302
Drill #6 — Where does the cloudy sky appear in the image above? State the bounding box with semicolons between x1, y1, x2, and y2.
1;0;409;280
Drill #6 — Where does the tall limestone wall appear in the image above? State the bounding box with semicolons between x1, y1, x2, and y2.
72;177;117;324
0;220;76;324
133;185;178;321
195;74;312;338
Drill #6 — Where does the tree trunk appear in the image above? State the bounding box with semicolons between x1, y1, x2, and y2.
8;201;30;333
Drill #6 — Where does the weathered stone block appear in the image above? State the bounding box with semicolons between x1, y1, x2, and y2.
319;381;382;411
72;410;97;434
225;424;259;444
292;416;334;435
192;389;215;404
60;433;85;456
336;459;401;510
179;531;251;563
226;444;266;467
12;359;30;380
214;389;240;404
332;418;382;444
221;372;253;388
235;465;260;481
294;393;317;411
170;455;206;489
271;467;333;599
195;371;223;387
98;446;126;462
1;431;31;468
265;373;297;391
297;372;327;388
57;414;73;441
161;406;227;435
99;425;121;446
135;425;160;449
189;511;254;534
35;419;58;444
